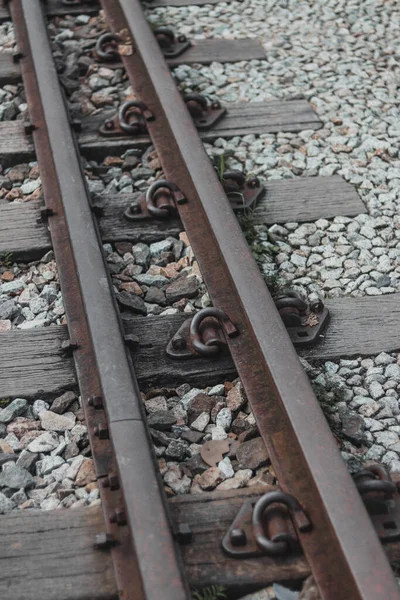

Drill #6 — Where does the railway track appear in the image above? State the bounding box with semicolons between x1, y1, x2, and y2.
0;0;400;598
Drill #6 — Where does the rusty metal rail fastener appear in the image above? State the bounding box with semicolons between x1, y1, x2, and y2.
99;1;400;598
9;1;189;598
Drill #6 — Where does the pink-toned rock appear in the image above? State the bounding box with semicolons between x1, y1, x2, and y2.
160;263;180;279
120;281;143;295
217;469;253;491
1;271;14;282
237;437;269;471
75;459;96;487
0;320;11;331
210;399;226;422
0;439;14;453
7;417;41;438
197;467;225;491
226;383;246;412
147;265;163;276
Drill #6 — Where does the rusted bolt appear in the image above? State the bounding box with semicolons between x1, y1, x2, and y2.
130;202;141;214
174;522;192;544
60;339;78;356
88;395;103;409
102;473;120;491
109;509;127;526
94;424;109;439
24;122;36;135
12;50;23;63
231;528;247;546
95;532;115;550
248;177;260;188
172;337;186;351
104;120;115;131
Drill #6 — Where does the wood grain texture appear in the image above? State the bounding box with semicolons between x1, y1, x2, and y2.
0;507;117;600
124;293;400;388
301;294;400;361
97;193;183;243
0;200;51;259
0;175;363;259
0;53;21;85
257;175;366;223
2;489;400;600
0;39;265;87
0;121;34;166
78;100;321;159
167;38;266;67
0;326;76;399
169;485;309;595
0;0;224;21
0;101;321;165
4;293;400;399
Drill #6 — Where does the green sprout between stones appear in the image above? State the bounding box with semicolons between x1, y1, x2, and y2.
191;585;227;600
0;251;13;268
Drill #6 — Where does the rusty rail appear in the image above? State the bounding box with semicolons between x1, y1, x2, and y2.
98;1;400;598
9;0;189;598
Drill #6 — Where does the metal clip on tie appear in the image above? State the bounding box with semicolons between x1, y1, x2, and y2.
252;491;311;556
95;32;120;62
190;307;238;357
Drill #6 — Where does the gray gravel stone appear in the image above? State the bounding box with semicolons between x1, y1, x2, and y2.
0;399;27;423
0;465;34;490
51;391;77;415
0;492;13;514
32;400;50;419
39;411;76;432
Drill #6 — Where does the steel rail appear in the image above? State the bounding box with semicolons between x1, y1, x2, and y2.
99;1;400;598
9;1;189;598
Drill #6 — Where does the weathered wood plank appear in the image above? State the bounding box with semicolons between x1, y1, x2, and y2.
254;175;366;224
0;490;308;600
124;294;400;388
0;326;76;399
0;121;35;166
0;175;364;259
167;38;266;67
0;53;21;85
2;295;399;399
0;0;224;21
2;489;400;600
0;39;265;87
0;101;321;165
301;294;400;361
0;200;52;259
97;193;182;243
77;101;321;159
96;176;365;233
0;507;117;600
169;486;310;595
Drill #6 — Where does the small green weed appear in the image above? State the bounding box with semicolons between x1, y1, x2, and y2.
0;251;13;268
192;585;227;600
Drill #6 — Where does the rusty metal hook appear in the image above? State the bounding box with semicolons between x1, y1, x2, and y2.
354;464;397;497
146;180;181;217
252;491;311;556
145;180;182;219
118;101;154;135
190;308;238;356
153;27;176;48
184;93;221;118
222;170;246;188
95;33;120;62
